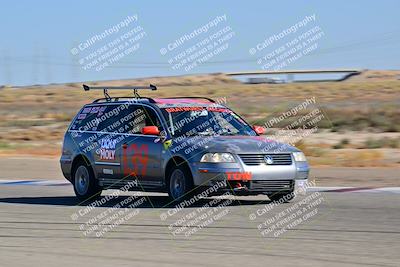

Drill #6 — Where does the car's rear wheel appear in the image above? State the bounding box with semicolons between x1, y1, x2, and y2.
73;161;102;201
167;165;193;202
268;191;295;203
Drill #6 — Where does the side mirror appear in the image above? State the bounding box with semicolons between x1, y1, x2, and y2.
141;126;160;135
253;125;266;135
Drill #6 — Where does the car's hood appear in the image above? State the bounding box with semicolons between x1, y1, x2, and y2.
170;135;299;154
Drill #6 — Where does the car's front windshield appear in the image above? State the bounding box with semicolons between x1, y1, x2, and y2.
161;106;256;137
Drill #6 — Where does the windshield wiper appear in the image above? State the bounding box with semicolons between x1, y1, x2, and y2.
220;132;237;136
218;129;237;136
197;131;214;136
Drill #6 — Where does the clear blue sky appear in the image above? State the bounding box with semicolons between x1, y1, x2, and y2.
1;0;399;86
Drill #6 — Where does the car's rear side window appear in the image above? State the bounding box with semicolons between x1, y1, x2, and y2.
69;104;162;134
96;105;125;133
69;105;105;132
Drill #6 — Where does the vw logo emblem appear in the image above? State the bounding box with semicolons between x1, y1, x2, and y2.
264;155;274;165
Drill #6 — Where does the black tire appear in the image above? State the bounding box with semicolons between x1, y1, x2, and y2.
72;160;102;201
268;191;295;203
167;164;194;202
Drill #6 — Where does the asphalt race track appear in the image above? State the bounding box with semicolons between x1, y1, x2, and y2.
0;184;399;267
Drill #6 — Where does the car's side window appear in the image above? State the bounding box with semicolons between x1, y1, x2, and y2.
70;104;163;134
70;105;104;132
122;105;162;134
118;105;146;134
143;106;162;128
96;105;124;133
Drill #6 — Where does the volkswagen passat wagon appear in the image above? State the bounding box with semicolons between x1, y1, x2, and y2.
60;84;309;202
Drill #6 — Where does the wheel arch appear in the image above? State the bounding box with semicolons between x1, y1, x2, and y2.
71;154;95;183
164;156;193;186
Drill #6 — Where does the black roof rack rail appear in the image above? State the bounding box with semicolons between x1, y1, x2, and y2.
92;97;156;103
158;96;215;103
83;84;157;102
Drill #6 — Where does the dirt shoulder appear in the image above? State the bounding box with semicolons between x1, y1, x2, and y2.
310;167;399;187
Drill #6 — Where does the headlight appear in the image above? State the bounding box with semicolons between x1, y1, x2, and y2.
293;152;307;162
200;153;236;163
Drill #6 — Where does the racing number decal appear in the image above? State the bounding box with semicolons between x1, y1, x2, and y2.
122;144;149;177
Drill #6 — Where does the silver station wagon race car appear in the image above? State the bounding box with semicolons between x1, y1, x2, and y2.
60;84;309;202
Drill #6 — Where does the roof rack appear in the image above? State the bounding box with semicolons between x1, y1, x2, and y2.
92;97;156;103
83;84;157;102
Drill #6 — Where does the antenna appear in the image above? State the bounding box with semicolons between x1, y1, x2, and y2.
83;84;157;101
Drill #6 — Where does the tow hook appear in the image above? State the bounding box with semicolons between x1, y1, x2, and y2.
233;182;247;191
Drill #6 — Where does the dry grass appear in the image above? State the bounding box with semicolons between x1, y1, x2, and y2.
1;71;399;166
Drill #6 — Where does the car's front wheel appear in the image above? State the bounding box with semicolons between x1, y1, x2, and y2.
167;165;193;202
73;161;102;201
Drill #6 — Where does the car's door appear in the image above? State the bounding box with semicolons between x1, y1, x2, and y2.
92;104;126;181
121;104;164;189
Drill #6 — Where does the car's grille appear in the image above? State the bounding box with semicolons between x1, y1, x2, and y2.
251;180;294;191
238;154;292;166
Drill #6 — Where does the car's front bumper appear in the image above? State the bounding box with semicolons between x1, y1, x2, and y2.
189;158;310;195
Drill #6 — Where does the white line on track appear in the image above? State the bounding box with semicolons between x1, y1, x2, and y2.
0;179;399;193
